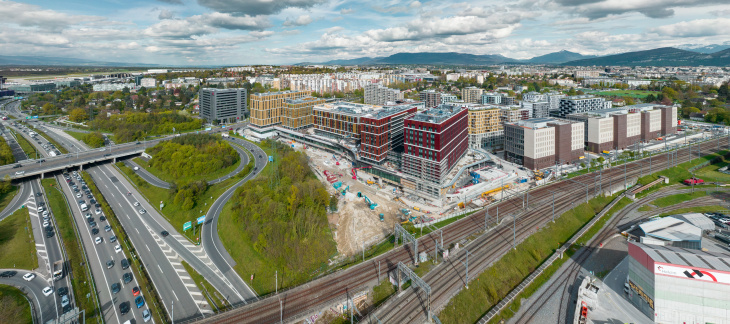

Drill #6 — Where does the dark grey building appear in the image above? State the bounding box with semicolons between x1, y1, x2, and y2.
199;88;247;124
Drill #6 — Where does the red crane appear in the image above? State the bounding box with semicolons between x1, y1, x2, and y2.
351;166;372;179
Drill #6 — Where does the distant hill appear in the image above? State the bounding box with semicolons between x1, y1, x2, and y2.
526;50;596;64
679;43;730;54
0;55;160;67
563;47;730;66
317;52;517;66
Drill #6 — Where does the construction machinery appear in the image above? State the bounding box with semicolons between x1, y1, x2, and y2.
400;208;411;217
534;170;545;181
413;206;420;212
340;185;349;195
366;180;375;185
481;184;509;198
379;213;384;222
351;166;372;180
457;202;465;209
470;171;481;184
357;192;378;210
333;181;343;189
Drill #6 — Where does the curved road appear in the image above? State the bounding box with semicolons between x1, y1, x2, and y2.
0;269;57;324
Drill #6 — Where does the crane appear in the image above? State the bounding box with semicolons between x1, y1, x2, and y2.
351;166;372;179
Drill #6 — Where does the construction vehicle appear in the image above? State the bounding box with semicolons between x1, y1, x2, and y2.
340;185;349;195
481;184;509;198
366;180;374;185
357;192;378;210
333;181;343;189
401;208;411;217
534;170;544;181
458;202;465;209
379;213;384;222
413;206;420;212
53;260;63;281
351;166;372;180
470;171;480;184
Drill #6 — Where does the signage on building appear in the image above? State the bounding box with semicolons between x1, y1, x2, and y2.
628;280;654;309
655;263;730;285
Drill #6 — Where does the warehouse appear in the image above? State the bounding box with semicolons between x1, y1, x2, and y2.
628;242;730;323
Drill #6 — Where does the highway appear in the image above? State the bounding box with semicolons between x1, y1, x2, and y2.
0;269;57;324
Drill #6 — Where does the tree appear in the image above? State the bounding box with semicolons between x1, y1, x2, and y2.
644;94;656;103
42;103;57;115
81;132;105;148
69;108;88;122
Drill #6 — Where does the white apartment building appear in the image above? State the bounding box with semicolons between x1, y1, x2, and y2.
461;86;484;103
364;83;404;105
140;78;157;88
555;95;611;118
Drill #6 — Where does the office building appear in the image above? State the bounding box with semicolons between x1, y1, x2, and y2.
574;70;601;78
198;88;247;124
419;90;442;108
555;95;611;118
504;118;584;170
546;91;566;112
522;91;546;102
140;78;157;88
402;104;468;198
627;242;730;323
521;99;551;119
481;92;502;105
500;106;532;123
364;83;403;105
359;104;418;163
281;97;325;130
9;82;56;94
501;96;516;106
313;102;378;140
441;94;458;104
249;90;309;128
465;103;503;150
658;105;678;136
461;86;484;103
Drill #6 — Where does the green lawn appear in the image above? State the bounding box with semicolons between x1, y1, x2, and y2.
439;193;621;324
635;149;730;199
0;284;32;324
371;280;396;309
180;260;228;312
695;161;730;183
637;205;653;212
41;179;100;321
132;154;241;184
658;205;729;217
651;191;707;208
0;208;37;270
64;130;102;148
584;89;659;99
9;129;38;159
0;185;19;214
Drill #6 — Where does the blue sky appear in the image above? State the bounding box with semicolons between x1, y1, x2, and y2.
1;0;729;66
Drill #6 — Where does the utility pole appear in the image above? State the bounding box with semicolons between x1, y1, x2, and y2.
275;270;277;294
462;249;469;289
280;297;283;324
513;213;516;250
624;157;627;190
172;300;175;324
552;192;555;223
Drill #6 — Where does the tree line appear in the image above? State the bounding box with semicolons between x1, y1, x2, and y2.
145;134;238;180
89;111;202;143
0;139;14;166
228;140;336;283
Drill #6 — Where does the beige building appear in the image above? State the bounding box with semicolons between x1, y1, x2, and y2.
504;118;584;170
281;97;325;130
249;90;309;128
461;86;484;103
466;104;503;150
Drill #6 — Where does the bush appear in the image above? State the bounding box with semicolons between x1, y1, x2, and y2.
90;111;201;142
0;139;14;165
81;132;105;148
146;134;239;180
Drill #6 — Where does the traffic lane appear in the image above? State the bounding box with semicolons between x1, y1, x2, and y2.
98;159;250;305
58;173;133;324
30;179;72;318
88;166;202;321
1;123;30;161
207;143;249;185
123;159;170;189
0;268;57;323
0;181;30;220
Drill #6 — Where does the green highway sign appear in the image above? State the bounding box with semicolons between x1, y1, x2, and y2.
183;221;192;231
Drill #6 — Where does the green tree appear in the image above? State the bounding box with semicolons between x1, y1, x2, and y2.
81;132;105;148
69;108;88;122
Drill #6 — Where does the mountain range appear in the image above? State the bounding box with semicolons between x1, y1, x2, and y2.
313;47;730;67
0;55;160;67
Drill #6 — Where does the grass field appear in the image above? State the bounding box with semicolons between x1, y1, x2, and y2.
0;186;19;214
41;179;100;321
0;207;37;270
180;260;228;312
695;161;730;183
658;205;729;217
651;191;707;208
132;154;241;184
635;149;730;199
65;130;103;148
438;193;621;324
584;89;659;99
0;284;32;324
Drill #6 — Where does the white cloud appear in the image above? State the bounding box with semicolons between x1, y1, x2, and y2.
196;0;327;16
340;8;354;14
283;15;314;27
143;19;217;38
651;18;730;37
0;0;103;29
196;12;272;30
158;9;175;20
553;0;730;19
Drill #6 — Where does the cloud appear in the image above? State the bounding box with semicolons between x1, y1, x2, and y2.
365;15;522;42
373;1;422;14
651;18;730;37
157;0;183;4
158;9;175;19
340;8;354;14
554;0;730;19
0;0;103;29
283;15;313;27
196;0;327;15
196;12;271;30
143;19;217;38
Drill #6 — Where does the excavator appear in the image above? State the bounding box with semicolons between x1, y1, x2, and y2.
351;166;372;180
357;192;378;210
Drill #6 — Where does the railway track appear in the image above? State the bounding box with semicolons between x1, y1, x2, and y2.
198;135;730;324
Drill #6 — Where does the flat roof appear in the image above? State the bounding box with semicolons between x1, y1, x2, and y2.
669;213;715;231
639;217;702;242
631;242;730;272
408;104;464;124
251;90;306;97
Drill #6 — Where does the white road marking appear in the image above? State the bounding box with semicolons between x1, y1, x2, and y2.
172;290;179;301
146;244;150;252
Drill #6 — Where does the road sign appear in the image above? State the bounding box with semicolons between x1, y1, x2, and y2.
197;215;205;225
268;156;273;162
183;221;192;231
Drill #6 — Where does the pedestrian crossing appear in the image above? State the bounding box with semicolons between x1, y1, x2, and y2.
25;189;51;282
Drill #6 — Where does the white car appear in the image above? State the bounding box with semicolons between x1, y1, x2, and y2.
42;287;53;296
133;202;140;207
42;221;49;227
22;273;35;281
42;210;48;217
114;245;122;254
76;193;82;198
95;209;102;215
37;206;44;212
94;237;102;245
133;166;139;171
138;209;146;214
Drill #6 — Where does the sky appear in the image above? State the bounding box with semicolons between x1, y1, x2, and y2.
1;0;729;66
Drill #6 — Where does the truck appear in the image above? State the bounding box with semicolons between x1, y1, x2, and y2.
80;202;89;212
684;178;704;185
53;260;63;281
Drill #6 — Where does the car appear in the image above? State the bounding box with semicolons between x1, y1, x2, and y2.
38;206;44;212
42;287;53;296
142;309;151;322
103;154;111;157
78;200;85;205
0;271;17;277
109;235;117;243
106;260;114;269
89;221;97;228
104;225;112;232
15;171;25;175
91;228;99;235
136;142;141;145
43;220;50;227
36;192;42;196
254;167;257;171
138;209;146;215
61;294;70;307
119;301;130;315
99;215;106;222
38;201;45;207
95;237;102;244
22;273;35;281
133;202;140;207
75;193;82;198
86;194;92;199
95;204;101;208
42;210;48;216
44;225;52;231
160;231;169;237
135;296;145;308
98;148;106;152
121;258;129;270
111;283;121;294
114;245;122;253
95;209;102;215
132;286;140;296
90;199;96;204
46;231;54;238
12;164;21;169
133;166;139;171
123;272;133;284
87;217;94;224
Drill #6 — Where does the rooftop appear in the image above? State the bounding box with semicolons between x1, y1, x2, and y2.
285;96;322;105
630;242;730;273
408;104;465;124
639;217;702;242
251;90;306;97
668;213;715;231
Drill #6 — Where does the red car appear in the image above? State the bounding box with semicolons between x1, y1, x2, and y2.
132;287;140;296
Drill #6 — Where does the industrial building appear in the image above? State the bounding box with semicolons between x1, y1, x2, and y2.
8;82;56;94
637;216;703;250
281;97;325;130
364;83;403;105
465;103;503;150
461;86;484;104
401;104;468;198
249;90;309;128
628;242;730;323
198;88;248;124
504;118;584;170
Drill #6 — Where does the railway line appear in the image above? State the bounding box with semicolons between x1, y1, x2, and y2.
199;135;730;324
